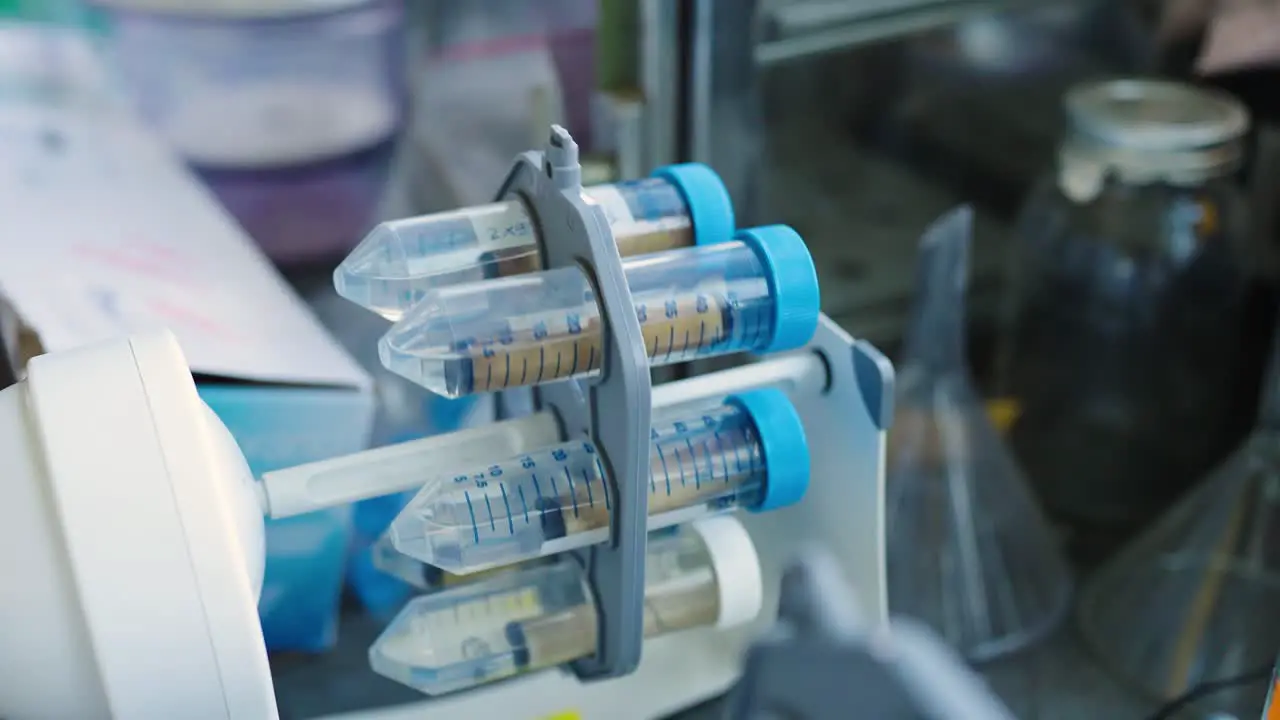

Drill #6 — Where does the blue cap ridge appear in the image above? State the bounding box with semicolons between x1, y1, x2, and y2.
727;388;810;512
735;225;820;353
653;162;735;246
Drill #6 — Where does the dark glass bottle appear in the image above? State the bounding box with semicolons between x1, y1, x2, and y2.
1001;79;1259;561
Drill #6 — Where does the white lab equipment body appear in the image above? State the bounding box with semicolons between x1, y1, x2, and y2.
0;331;276;720
0;322;887;720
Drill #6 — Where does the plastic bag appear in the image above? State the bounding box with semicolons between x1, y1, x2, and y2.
886;206;1071;662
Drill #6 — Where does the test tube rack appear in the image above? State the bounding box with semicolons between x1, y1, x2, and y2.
478;126;894;681
259;125;896;698
492;126;657;678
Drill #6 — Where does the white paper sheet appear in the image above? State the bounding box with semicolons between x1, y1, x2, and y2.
0;100;368;388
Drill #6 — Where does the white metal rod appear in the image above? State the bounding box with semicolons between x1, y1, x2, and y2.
653;352;828;410
259;414;561;518
260;352;828;518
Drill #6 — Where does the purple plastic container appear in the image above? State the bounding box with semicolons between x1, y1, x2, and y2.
99;0;407;266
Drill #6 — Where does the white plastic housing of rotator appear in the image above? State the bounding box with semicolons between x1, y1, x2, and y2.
0;330;278;720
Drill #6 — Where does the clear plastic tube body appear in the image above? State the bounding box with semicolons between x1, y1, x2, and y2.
336;177;696;320
380;240;776;398
370;527;720;696
371;533;554;593
389;401;765;573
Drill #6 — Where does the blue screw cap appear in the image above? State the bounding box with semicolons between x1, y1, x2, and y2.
736;225;821;353
727;388;810;512
652;162;735;246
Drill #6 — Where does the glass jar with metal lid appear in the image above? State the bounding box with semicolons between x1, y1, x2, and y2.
999;79;1263;561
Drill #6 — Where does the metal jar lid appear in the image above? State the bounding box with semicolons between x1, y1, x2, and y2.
1058;79;1250;202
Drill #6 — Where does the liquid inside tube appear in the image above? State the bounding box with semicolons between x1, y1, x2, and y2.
505;529;720;669
336;177;699;320
389;399;770;573
379;236;799;399
370;522;734;696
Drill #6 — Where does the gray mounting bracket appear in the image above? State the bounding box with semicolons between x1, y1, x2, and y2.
493;126;653;679
724;549;1017;720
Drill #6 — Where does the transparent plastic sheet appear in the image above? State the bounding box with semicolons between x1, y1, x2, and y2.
385;388;807;574
886;206;1072;662
1079;320;1280;718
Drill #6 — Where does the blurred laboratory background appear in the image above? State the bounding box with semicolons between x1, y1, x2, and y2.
3;0;1280;718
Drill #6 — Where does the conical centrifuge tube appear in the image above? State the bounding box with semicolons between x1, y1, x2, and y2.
370;515;763;696
379;225;821;398
388;388;808;574
371;532;553;593
1078;440;1280;717
371;531;450;591
335;164;735;320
